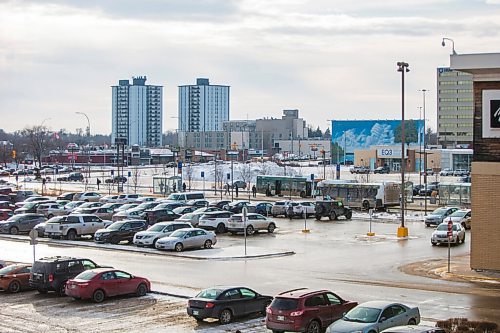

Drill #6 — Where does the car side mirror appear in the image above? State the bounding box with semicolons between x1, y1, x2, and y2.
379;317;386;323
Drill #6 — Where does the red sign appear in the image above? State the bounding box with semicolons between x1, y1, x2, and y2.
447;219;453;232
447;231;453;237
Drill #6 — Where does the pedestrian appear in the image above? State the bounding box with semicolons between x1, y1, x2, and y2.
172;183;176;192
97;178;101;190
182;182;187;192
225;183;229;195
287;202;294;220
235;185;239;197
266;183;271;196
252;185;257;198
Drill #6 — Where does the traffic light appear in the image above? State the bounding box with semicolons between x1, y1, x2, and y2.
11;150;16;159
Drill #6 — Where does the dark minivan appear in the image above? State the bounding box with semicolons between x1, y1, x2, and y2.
29;256;103;295
94;220;148;244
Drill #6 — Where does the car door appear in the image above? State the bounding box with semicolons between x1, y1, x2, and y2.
20;216;33;232
378;306;396;331
99;271;119;296
304;294;330;326
221;288;245;317
114;270;136;295
390;305;410;326
17;266;32;289
119;222;132;240
239;288;262;315
182;230;197;249
325;292;347;324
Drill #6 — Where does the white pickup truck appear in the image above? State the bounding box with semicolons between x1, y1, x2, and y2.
44;214;112;240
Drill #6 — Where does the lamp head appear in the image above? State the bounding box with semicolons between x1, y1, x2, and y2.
441;39;446;47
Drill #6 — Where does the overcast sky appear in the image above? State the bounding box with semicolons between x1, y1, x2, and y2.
1;0;499;135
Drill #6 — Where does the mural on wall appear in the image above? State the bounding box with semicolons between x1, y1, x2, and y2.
331;120;424;154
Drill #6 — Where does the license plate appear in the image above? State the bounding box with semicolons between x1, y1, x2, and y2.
277;315;284;321
192;310;199;315
71;284;76;289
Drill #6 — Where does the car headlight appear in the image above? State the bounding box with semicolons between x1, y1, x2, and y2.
100;232;110;236
350;331;363;333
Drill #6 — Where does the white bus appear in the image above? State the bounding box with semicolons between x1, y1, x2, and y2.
316;180;404;210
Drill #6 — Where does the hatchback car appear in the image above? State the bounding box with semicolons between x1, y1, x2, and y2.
227;213;276;235
36;203;65;218
133;221;192;247
293;201;316;218
94;220;148;244
266;288;358;333
198;211;234;233
155;228;217;252
175;212;206;227
187;286;272;324
271;201;292;217
431;222;466;246
209;200;232;209
224;200;253;214
0;213;46;234
77;192;102;202
0;264;32;293
447;209;471;230
425;207;460;227
65;268;149;303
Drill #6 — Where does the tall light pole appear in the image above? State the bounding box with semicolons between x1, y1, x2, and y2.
75;112;90;137
417;106;423;188
397;61;410;238
419;89;428;214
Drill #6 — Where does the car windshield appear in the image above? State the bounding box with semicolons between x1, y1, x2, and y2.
344;306;381;323
432;208;449;216
148;224;168;232
167;194;182;200
450;211;467;218
0;265;22;275
180;213;195;220
196;288;223;300
270;298;299;311
22;202;37;209
65;202;81;209
437;224;459;231
108;222;125;231
173;207;187;214
47;217;64;224
136;203;152;210
120;204;137;210
170;230;188;238
74;270;98;281
6;215;23;222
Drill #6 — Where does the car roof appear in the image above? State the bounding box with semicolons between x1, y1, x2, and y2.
36;256;87;263
358;300;401;308
276;288;333;298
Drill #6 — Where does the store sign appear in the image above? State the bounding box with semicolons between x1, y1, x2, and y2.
377;148;406;158
482;90;500;138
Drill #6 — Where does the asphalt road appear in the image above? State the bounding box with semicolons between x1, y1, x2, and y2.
2;215;499;325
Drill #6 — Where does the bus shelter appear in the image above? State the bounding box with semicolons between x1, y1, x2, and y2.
438;182;471;208
153;175;182;196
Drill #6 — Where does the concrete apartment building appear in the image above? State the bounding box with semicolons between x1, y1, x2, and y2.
111;76;163;147
450;52;500;271
437;68;474;147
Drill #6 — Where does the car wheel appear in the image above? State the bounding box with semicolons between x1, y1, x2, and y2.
431;241;437;246
47;214;54;219
246;225;255;235
462;235;466;243
216;223;226;234
111;236;120;245
9;226;19;235
345;211;352;220
272;214;277;218
152;238;159;247
362;200;370;210
8;280;21;293
204;239;213;249
219;309;233;325
136;283;148;297
174;242;184;252
37;288;48;294
272;331;284;333
408;318;417;325
267;223;276;233
194;317;204;322
72;297;81;300
92;289;105;303
329;211;337;221
425;224;430;227
306;320;321;333
58;281;67;296
67;230;77;241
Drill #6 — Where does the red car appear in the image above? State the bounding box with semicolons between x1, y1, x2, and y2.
0;264;32;293
266;288;358;333
0;201;15;211
65;268;150;303
0;209;13;221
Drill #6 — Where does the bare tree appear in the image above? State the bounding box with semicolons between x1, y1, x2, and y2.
131;167;140;193
21;125;51;167
238;163;253;187
185;163;194;190
259;162;273;175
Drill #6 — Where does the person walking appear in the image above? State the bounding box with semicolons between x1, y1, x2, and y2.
252;185;257;198
224;183;229;195
182;182;187;192
172;183;176;192
235;185;239;198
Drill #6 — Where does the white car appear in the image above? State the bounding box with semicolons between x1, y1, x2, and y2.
71;201;102;214
197;211;234;233
227;213;276;235
99;194;119;203
431;222;466;246
77;192;102;202
447;209;472;230
134;196;157;204
112;209;145;222
175;212;206;227
293;201;316;218
133;221;192;247
116;193;142;203
63;201;85;213
155;228;217;252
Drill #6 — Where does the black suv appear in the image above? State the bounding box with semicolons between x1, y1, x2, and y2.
94;220;148;244
315;200;352;221
145;208;180;224
29;256;103;295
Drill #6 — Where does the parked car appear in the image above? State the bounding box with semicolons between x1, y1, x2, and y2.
29;256;103;295
112;209;146;222
15;196;52;208
0;209;13;221
325;301;420;333
63;201;85;213
208;200;232;209
34;215;65;237
373;166;390;174
173;206;197;215
198;211;234;233
44;214;112;240
99;194;120;203
0;213;46;234
79;206;115;220
231;180;247;189
418;184;439;196
0;201;16;211
14;201;52;214
439;168;454;176
75;192;101;202
134;196;157;204
227;213;276;235
251;202;273;216
266;288;358;333
187;286;272;324
381;325;446;333
36;202;66;218
9;190;38;203
350;166;370;174
155;228;217;252
65;268;150;303
153;202;184;211
447;209;472;229
105;176;127;184
420;168;434;176
271;201;292;217
100;202;124;211
175;212;205;227
431;222;466;246
165;191;205;203
0;264;32;293
224;200;253;214
133;221;192;247
57;192;77;201
186;199;209;208
145;208;180;224
57;172;84;182
116;193;142;204
94;220;148;244
424;207;460;227
453;169;469;176
293;201;316;218
193;206;221;214
113;203;138;212
71;201;102;214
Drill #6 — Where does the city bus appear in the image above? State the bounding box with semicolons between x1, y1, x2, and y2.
316;180;409;210
256;175;319;198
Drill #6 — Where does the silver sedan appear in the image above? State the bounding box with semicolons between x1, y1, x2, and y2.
155;228;217;252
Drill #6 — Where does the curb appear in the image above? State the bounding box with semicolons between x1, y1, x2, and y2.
150;290;191;299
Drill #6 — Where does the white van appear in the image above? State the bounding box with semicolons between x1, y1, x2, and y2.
166;192;205;203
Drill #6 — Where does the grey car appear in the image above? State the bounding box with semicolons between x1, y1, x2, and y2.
155;227;217;252
270;201;292;217
425;207;459;227
0;213;46;235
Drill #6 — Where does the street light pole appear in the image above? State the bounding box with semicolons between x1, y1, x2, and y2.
419;89;428;214
418;106;423;188
397;61;410;238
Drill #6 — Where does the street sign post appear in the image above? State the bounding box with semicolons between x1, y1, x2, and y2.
447;218;453;273
201;171;205;192
367;209;375;236
29;229;38;263
242;207;248;256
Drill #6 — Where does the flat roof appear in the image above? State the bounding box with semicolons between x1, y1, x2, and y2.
450;53;500;74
